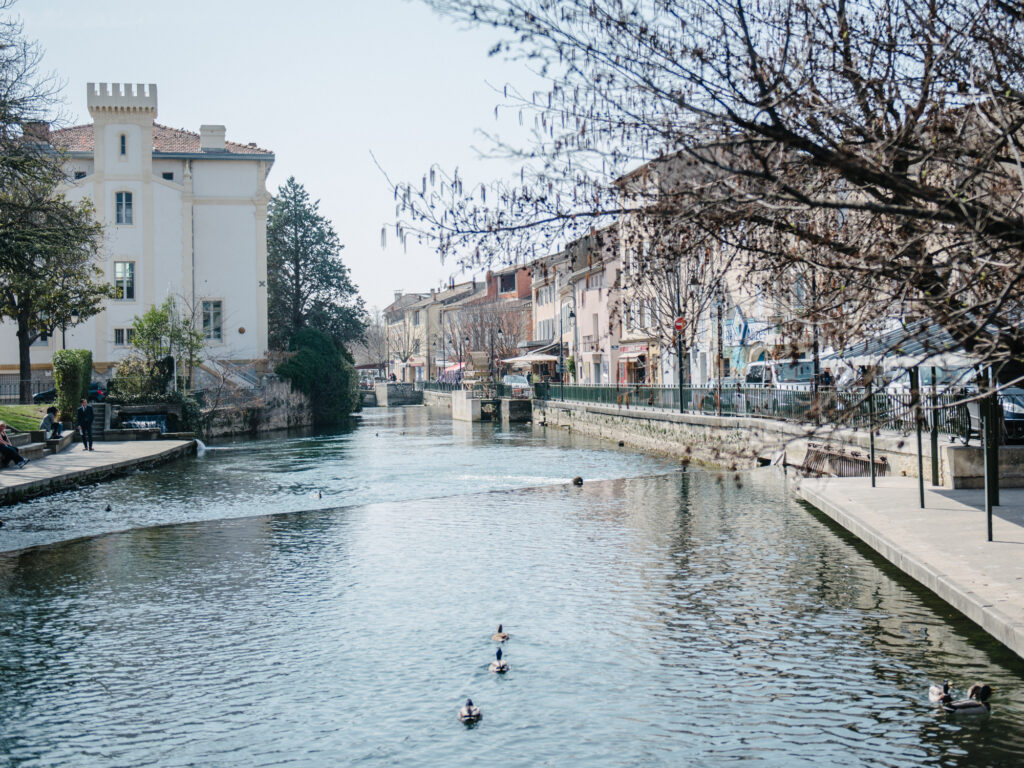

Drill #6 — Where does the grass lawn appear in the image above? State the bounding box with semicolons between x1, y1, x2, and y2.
0;405;49;432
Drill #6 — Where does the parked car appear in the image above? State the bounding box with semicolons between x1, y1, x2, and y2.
32;381;106;404
501;374;532;399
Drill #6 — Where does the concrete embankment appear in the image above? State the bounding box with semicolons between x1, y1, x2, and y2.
0;440;196;506
533;398;939;474
796;476;1024;662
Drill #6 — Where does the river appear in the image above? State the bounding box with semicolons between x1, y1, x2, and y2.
1;407;1023;766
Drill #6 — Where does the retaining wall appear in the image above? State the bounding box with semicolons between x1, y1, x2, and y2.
534;399;973;484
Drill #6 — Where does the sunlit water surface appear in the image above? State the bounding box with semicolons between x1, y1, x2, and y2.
1;408;1023;766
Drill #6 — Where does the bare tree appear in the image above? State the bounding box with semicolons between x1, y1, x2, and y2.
391;0;1024;384
351;307;389;374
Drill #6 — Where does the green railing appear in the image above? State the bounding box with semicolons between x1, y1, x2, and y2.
534;384;972;439
422;381;461;393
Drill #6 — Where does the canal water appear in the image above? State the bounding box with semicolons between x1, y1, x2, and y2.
2;408;1023;766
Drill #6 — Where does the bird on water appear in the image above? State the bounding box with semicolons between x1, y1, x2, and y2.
492;624;509;641
489;647;510;674
942;684;992;715
928;680;952;703
458;698;482;723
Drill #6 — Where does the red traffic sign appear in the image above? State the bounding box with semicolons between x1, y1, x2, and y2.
674;316;686;331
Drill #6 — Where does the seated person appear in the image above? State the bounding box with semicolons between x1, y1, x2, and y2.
40;406;63;440
0;421;28;468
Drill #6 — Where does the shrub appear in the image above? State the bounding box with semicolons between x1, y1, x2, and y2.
77;349;93;401
276;327;359;426
107;357;161;399
52;349;83;420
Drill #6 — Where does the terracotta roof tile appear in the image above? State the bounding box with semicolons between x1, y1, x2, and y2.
49;122;271;156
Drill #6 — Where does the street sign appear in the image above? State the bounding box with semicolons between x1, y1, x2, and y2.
674;316;686;331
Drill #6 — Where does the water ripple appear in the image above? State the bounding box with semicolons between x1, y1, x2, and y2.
1;431;1023;765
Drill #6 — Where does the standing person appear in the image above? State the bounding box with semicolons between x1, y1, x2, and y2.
0;422;28;468
76;398;95;451
40;406;62;439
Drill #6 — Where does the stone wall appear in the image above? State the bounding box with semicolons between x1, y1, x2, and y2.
422;389;452;408
375;382;424;406
205;376;312;437
533;399;973;485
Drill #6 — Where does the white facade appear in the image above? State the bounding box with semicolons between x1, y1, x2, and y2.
0;82;273;378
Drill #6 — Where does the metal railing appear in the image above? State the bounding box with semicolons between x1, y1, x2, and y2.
422;381;461;393
534;384;972;439
0;380;60;403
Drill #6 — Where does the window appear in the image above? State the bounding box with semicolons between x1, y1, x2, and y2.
114;328;135;346
162;172;174;181
74;171;86;180
413;310;420;326
115;192;133;225
586;272;604;290
120;134;126;156
499;273;516;293
113;261;135;300
31;331;49;347
202;300;223;341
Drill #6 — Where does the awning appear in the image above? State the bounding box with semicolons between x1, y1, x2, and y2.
442;362;465;373
618;351;647;361
502;353;558;364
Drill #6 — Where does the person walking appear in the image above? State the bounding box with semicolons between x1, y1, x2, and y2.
0;422;29;468
76;398;95;451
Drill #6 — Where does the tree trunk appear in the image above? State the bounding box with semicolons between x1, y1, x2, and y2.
16;312;33;404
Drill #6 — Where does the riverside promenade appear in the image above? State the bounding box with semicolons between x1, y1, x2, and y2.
0;439;196;506
796;475;1024;661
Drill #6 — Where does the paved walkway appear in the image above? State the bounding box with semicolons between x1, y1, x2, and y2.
795;475;1024;660
0;439;195;505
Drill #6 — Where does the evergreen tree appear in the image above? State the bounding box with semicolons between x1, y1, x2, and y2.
267;177;367;351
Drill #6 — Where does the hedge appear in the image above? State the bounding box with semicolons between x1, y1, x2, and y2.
52;349;83;420
276;328;359;426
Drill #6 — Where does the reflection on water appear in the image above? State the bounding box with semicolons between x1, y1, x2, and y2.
0;407;675;553
2;468;1023;766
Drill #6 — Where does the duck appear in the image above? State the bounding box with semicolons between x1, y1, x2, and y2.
489;647;510;674
458;698;482;723
572;476;583;486
942;684;992;715
492;624;509;641
929;680;952;703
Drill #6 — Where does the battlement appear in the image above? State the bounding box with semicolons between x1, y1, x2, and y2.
87;82;157;115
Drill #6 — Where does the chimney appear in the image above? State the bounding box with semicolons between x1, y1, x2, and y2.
200;124;227;152
23;121;50;142
394;290;404;302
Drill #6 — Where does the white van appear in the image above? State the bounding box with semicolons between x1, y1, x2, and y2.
743;360;816;391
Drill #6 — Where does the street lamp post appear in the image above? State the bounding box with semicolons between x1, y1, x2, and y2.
61;308;81;350
558;303;565;401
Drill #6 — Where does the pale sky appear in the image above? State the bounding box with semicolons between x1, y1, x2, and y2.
17;0;537;312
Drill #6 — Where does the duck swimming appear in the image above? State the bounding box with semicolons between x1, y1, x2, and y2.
492;624;509;641
942;684;992;715
489;647;510;674
458;698;482;723
929;680;952;703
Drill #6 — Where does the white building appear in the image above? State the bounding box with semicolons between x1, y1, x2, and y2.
0;82;274;381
